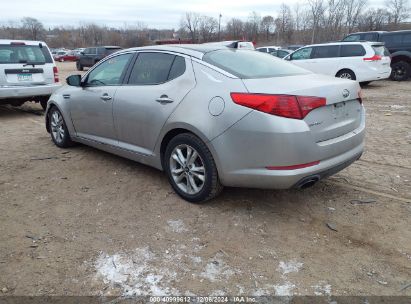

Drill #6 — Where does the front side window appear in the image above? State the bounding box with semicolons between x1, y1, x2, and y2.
312;46;339;58
86;48;97;55
291;47;313;60
128;53;185;85
86;53;132;86
340;45;366;57
203;49;309;79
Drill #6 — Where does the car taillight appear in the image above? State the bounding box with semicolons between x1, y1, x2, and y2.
53;66;59;83
363;55;382;61
230;93;326;119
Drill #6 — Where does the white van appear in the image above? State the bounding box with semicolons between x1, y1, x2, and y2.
284;42;391;84
0;40;61;109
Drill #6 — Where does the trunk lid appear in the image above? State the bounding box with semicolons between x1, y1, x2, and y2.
241;73;362;142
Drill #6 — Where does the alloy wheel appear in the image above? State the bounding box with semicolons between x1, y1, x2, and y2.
50;111;65;144
169;144;206;195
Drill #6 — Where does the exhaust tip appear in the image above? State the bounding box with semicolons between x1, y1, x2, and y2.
297;176;320;189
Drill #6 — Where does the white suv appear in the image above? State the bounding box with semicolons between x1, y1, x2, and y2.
284;42;391;84
0;40;61;109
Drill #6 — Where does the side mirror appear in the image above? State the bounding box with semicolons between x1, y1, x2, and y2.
66;75;82;87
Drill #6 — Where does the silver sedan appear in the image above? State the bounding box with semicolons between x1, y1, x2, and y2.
45;45;365;203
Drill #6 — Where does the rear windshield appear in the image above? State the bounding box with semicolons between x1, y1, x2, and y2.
0;44;53;65
203;49;309;79
372;45;390;56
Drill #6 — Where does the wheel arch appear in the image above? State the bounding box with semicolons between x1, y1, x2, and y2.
390;52;411;64
157;125;222;176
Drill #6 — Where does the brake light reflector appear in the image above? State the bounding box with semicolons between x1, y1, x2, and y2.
53;66;59;83
230;93;326;119
266;161;320;170
363;55;382;61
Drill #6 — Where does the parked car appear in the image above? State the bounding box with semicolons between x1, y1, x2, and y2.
286;45;305;51
342;30;411;81
256;46;281;53
54;50;78;62
284;41;391;84
45;44;364;202
204;41;255;50
76;46;122;71
0;39;61;110
270;49;292;58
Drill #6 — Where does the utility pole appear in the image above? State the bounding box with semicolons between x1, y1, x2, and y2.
218;13;222;41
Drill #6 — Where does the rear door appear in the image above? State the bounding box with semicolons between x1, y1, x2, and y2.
113;52;196;155
309;45;340;75
0;42;54;86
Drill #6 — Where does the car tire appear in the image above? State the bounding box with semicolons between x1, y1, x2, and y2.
360;81;371;86
76;62;83;71
390;61;411;81
40;100;48;110
164;133;223;203
48;106;74;148
336;69;356;80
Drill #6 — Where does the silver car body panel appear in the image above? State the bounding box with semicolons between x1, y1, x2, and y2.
46;45;365;189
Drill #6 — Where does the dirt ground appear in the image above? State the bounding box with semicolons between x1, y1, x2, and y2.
0;62;410;298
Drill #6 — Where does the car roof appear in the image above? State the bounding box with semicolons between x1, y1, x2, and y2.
117;44;232;59
347;31;386;35
300;41;381;48
0;39;48;46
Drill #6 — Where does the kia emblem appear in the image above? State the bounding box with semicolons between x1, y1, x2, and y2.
342;89;350;98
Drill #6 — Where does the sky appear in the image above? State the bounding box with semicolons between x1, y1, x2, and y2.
2;0;386;29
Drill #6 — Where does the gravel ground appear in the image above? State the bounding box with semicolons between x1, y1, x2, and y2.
0;62;410;297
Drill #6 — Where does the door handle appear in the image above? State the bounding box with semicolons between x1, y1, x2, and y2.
100;94;112;101
156;95;174;104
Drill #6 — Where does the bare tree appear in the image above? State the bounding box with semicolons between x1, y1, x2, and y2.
307;0;325;43
260;15;274;41
225;18;244;40
199;16;218;42
345;0;368;33
21;17;45;40
181;12;201;42
385;0;410;25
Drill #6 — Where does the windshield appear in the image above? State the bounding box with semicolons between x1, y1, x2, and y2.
0;44;52;64
203;49;310;79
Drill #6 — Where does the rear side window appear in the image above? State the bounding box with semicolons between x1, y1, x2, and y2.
128;53;181;85
340;45;366;57
105;48;122;55
312;46;339;58
363;33;378;41
203;49;309;79
257;48;267;53
168;56;186;81
0;44;52;64
343;35;360;42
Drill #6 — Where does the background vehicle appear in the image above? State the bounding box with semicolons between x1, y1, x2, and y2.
0;39;60;109
54;50;78;62
286;44;305;51
285;41;391;84
46;45;364;203
342;30;411;81
76;46;122;70
256;46;281;53
270;49;292;58
204;41;255;50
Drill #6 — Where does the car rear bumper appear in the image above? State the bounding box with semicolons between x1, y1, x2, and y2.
210;108;365;189
0;83;62;101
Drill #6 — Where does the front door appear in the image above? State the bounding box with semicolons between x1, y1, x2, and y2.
69;53;133;144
